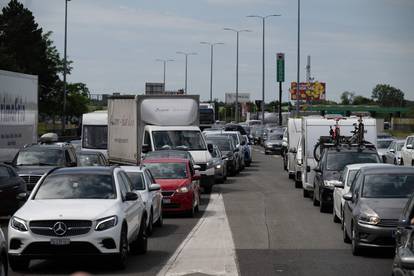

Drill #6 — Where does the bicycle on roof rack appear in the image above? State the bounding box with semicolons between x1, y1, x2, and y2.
313;115;370;162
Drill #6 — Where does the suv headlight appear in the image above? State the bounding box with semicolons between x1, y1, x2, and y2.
358;215;380;225
11;217;28;232
215;164;222;169
95;216;118;231
176;185;190;193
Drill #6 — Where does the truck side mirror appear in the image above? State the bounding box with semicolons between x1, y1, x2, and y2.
142;144;150;154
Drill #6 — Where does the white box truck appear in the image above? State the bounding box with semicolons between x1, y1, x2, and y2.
108;94;215;192
0;70;38;162
300;116;377;197
81;110;108;157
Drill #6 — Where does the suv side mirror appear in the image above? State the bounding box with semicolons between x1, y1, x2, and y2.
343;193;353;201
142;144;151;154
125;192;138;201
149;184;161;191
389;149;395;153
207;143;214;153
407;145;413;150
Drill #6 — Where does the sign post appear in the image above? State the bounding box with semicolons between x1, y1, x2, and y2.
276;53;285;126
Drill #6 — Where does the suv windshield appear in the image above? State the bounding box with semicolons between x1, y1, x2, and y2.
152;131;206;151
362;174;414;198
78;154;100;166
16;148;64;166
34;174;116;199
269;134;283;140
82;125;108;150
145;162;188;179
325;152;380;171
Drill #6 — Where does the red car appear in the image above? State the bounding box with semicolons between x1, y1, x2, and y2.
142;158;201;217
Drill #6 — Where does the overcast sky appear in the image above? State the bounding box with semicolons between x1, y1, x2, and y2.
2;0;414;102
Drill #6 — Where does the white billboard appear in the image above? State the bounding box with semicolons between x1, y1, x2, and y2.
225;93;250;104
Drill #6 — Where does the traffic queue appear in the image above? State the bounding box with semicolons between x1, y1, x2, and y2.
0;125;252;273
273;115;414;275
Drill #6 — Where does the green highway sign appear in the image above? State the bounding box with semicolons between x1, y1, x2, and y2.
277;53;285;82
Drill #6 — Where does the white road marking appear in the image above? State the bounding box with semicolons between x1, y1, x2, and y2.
157;193;239;276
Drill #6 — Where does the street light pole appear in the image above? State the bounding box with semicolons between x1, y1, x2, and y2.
177;51;197;94
200;42;224;103
62;0;70;135
156;59;174;91
247;14;280;125
296;0;301;116
223;28;251;123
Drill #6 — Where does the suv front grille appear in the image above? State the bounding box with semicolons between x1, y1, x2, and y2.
377;219;399;228
30;220;92;237
20;175;42;190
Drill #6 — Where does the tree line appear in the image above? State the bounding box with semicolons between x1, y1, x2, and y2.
0;0;89;119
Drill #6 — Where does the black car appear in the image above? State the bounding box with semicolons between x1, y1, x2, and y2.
313;146;381;213
78;151;108;167
0;163;27;216
206;136;238;176
224;124;247;135
12;143;78;190
342;166;414;256
394;192;414;276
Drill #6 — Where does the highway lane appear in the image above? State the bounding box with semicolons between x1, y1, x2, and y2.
218;147;394;276
2;196;210;276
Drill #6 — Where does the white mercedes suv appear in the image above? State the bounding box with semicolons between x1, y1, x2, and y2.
8;166;147;271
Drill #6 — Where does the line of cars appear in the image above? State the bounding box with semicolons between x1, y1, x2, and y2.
0;138;201;272
279;116;414;275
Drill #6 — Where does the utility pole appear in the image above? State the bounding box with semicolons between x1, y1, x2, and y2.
296;0;301;116
62;0;70;135
247;14;281;125
156;59;174;91
176;51;197;94
223;28;251;123
200;42;224;102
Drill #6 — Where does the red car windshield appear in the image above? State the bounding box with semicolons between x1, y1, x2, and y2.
144;162;188;179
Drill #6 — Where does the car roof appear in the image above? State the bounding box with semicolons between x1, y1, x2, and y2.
51;166;114;175
78;151;101;155
120;165;145;173
344;163;393;171
142;158;189;164
22;144;66;150
360;165;414;175
325;146;378;153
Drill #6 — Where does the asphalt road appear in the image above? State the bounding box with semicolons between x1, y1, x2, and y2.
218;146;394;276
2;196;210;276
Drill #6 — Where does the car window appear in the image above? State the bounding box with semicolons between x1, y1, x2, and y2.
144;170;153;188
346;170;358;187
362;174;414;198
325;152;380;171
120;171;133;192
0;166;12;177
117;172;130;199
144;131;151;146
34;174;116;199
339;168;347;182
350;171;361;194
125;171;146;190
65;150;72;164
144;162;188;179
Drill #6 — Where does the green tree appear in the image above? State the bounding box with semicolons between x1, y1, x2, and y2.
353;95;373;105
0;0;69;116
340;91;355;105
371;84;405;107
65;82;90;117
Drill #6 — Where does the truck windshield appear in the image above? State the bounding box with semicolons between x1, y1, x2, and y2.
200;109;215;124
82;125;108;150
152;131;207;151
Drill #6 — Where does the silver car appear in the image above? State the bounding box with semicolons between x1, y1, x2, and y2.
210;144;227;183
383;139;405;165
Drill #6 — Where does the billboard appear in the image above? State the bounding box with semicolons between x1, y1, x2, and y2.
290;82;326;101
225;93;250;104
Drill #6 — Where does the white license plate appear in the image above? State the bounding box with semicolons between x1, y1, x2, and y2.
163;198;171;204
50;238;70;246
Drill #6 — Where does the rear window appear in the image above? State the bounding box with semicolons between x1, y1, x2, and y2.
144;162;188;179
325;152;380;171
362;174;414;198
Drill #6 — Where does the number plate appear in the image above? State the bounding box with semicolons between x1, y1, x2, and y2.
163;198;171;204
50;238;70;246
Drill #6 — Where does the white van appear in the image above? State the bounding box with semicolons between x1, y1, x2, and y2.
81;110;108;157
286;118;302;187
301;116;377;198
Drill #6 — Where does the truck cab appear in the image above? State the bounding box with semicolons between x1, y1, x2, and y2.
81;111;108;158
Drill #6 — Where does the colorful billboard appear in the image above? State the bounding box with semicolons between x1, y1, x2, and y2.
290;82;326;101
